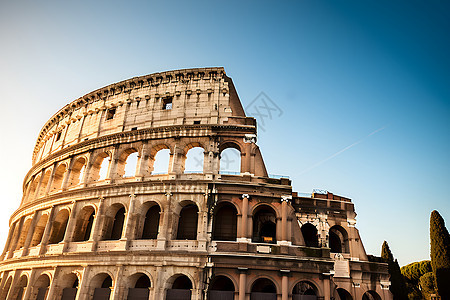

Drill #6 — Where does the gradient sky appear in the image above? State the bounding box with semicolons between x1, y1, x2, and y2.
0;0;449;266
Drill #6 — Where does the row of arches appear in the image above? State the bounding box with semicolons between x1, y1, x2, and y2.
5;201;350;258
0;270;381;300
25;145;242;203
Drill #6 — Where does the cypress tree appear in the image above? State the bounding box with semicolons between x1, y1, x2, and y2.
430;210;450;298
381;241;408;300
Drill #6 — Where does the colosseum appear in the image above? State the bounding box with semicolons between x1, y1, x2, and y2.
0;67;391;300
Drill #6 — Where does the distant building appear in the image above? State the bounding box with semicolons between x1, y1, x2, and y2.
0;67;391;300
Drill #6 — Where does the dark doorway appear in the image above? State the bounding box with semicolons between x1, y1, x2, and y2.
176;205;198;240
212;204;237;241
141;205;160;239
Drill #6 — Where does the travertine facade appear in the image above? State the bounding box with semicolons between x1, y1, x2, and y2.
0;67;391;300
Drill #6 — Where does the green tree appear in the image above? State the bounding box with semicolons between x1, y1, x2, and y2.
401;260;433;299
419;272;436;299
430;210;450;298
381;241;408;300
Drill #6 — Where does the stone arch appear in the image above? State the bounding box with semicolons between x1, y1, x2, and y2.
336;287;352;300
184;145;205;174
301;223;319;248
0;276;13;299
48;208;70;244
208;275;235;300
250;277;277;299
90;272;113;300
219;142;242;174
212;202;238;241
150;145;171;175
329;225;349;253
27;174;41;201
90;151;111;182
139;202;161;239
362;290;381;300
252;205;277;243
34;273;51;300
126;272;152;300
12;274;28;300
292;280;319;299
67;156;87;187
37;169;52;197
51;163;68;192
30;213;49;247
166;274;193;300
15;217;33;250
72;205;96;242
60;272;80;300
103;204;126;240
176;202;199;240
116;147;140;178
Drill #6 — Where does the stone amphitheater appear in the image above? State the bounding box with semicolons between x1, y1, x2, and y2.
0;67;391;300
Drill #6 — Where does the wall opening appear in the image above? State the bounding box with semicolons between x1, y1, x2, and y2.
127;273;151;300
48;209;70;244
219;147;241;175
212;204;237;241
16;218;32;250
292;281;318;300
0;276;12;299
61;274;79;300
73;206;95;242
91;152;110;181
35;274;50;300
301;223;319;248
184;147;204;173
151;148;170;174
362;291;381;300
141;205;160;239
68;157;86;187
252;206;277;244
329;225;349;253
104;206;126;240
166;275;192;300
37;170;51;198
14;275;28;300
92;274;112;300
30;214;49;247
176;204;198;240
51;164;67;192
123;151;139;177
251;278;277;300
208;276;235;300
337;288;353;300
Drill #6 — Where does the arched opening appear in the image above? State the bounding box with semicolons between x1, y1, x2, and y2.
104;206;126;240
73;206;95;242
30;214;49;247
67;157;86;187
176;204;198;240
329;225;349;253
166;275;192;300
61;273;79;300
0;276;12;299
116;149;139;178
362;291;381;300
212;204;237;241
219;147;241;175
151;148;170;174
141;205;161;239
16;218;32;250
51;163;67;192
48;209;70;244
37;170;52;197
27;175;40;200
301;223;319;248
35;274;50;300
252;206;277;244
90;152;110;182
14;275;28;300
184;147;204;173
292;281;318;300
336;288;352;300
208;275;235;300
251;278;277;300
92;274;113;300
127;273;151;300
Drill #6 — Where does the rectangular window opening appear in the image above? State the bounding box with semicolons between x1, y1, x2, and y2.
106;108;116;120
56;131;62;141
194;120;201;124
163;97;173;110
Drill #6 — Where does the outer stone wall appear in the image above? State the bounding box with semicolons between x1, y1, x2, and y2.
0;67;392;300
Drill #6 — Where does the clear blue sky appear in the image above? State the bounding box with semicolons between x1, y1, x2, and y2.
0;0;449;266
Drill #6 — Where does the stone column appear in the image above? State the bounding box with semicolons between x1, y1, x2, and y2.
44;163;58;195
280;270;290;300
6;270;22;300
39;206;56;255
61;156;76;190
238;268;247;300
22;269;37;300
33;170;46;199
1;223;17;259
156;192;172;249
280;196;292;245
7;218;24;258
135;142;150;179
239;194;250;242
106;146;119;181
90;197;106;250
112;265;124;300
323;276;330;300
76;266;91;300
63;201;79;251
123;194;137;242
80;151;94;186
